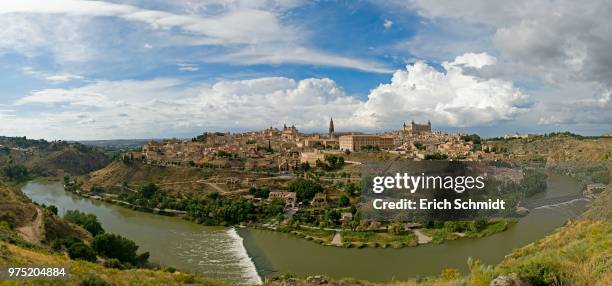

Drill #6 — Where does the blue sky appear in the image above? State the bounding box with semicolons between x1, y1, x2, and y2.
0;0;610;140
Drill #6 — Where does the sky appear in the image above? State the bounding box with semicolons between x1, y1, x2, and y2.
0;0;610;140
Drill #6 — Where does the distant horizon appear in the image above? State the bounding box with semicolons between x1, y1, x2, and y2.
3;127;609;143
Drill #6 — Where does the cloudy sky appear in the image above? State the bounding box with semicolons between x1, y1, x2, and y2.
0;0;610;140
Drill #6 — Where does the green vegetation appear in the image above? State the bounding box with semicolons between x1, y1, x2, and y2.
423;220;513;244
315;155;345;171
424;153;448;160
64;210;105;236
249;186;271;198
0;240;229;286
92;233;145;265
287;179;323;203
413;142;426;150
1;164;29;182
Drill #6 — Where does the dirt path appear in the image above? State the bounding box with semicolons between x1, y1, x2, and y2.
16;207;44;245
413;229;432;244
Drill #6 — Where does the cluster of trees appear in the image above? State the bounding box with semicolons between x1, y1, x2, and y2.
315;155;345;171
1;164;29;182
248;187;270;198
51;210;148;268
361;145;380;152
184;195;257;225
426;220;488;233
288;178;324;203
64;210;105;236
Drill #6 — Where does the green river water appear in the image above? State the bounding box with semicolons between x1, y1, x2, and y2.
21;172;586;284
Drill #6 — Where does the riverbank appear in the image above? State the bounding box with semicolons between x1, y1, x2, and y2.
257;219;514;249
20;180;263;285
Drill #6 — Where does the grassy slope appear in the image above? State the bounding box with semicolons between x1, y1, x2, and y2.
0;242;229;286
0;182;228;286
83;161;212;195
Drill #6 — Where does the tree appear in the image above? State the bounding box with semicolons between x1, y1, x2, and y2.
139;183;158;198
288;179;323;202
338;195;350;207
249;187;270;199
343;182;359;196
46;205;58;216
92;233;140;264
1;164;28;182
68;242;97;262
64;210;105;236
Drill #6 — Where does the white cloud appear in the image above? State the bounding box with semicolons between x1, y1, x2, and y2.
6;53;530;139
383;19;393;29
353;53;529;128
0;0;390;72
405;0;612;126
20;67;84;82
177;63;199;72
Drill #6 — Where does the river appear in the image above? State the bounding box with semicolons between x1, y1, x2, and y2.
21;172;587;284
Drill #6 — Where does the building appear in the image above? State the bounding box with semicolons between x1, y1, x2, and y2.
268;191;297;207
281;124;299;141
339;135;394;151
310;193;327;207
302;135;338;148
300;149;326;165
402;120;431;134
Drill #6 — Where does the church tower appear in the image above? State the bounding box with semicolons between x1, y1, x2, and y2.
329;117;335;139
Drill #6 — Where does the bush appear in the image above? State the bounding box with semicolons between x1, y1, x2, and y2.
468;258;495;286
139;183;159;198
78;275;110;286
1;164;29;182
103;258;125;269
64;210;105;236
68;242;97;262
440;268;460;280
513;255;566;286
92;233;140;264
338;195;350;207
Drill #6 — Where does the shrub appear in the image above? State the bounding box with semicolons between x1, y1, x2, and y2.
103;258;125;269
68;242;97;262
64;210;105;236
468;258;495;286
513;255;566;286
92;233;139;264
78;275;110;286
440;268;460;280
1;164;29;182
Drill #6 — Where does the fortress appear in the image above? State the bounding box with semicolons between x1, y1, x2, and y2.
402;120;431;134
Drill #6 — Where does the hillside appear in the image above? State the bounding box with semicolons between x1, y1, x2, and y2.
0;182;89;246
488;134;612;162
0;137;110;176
83;161;212;196
0;241;228;286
